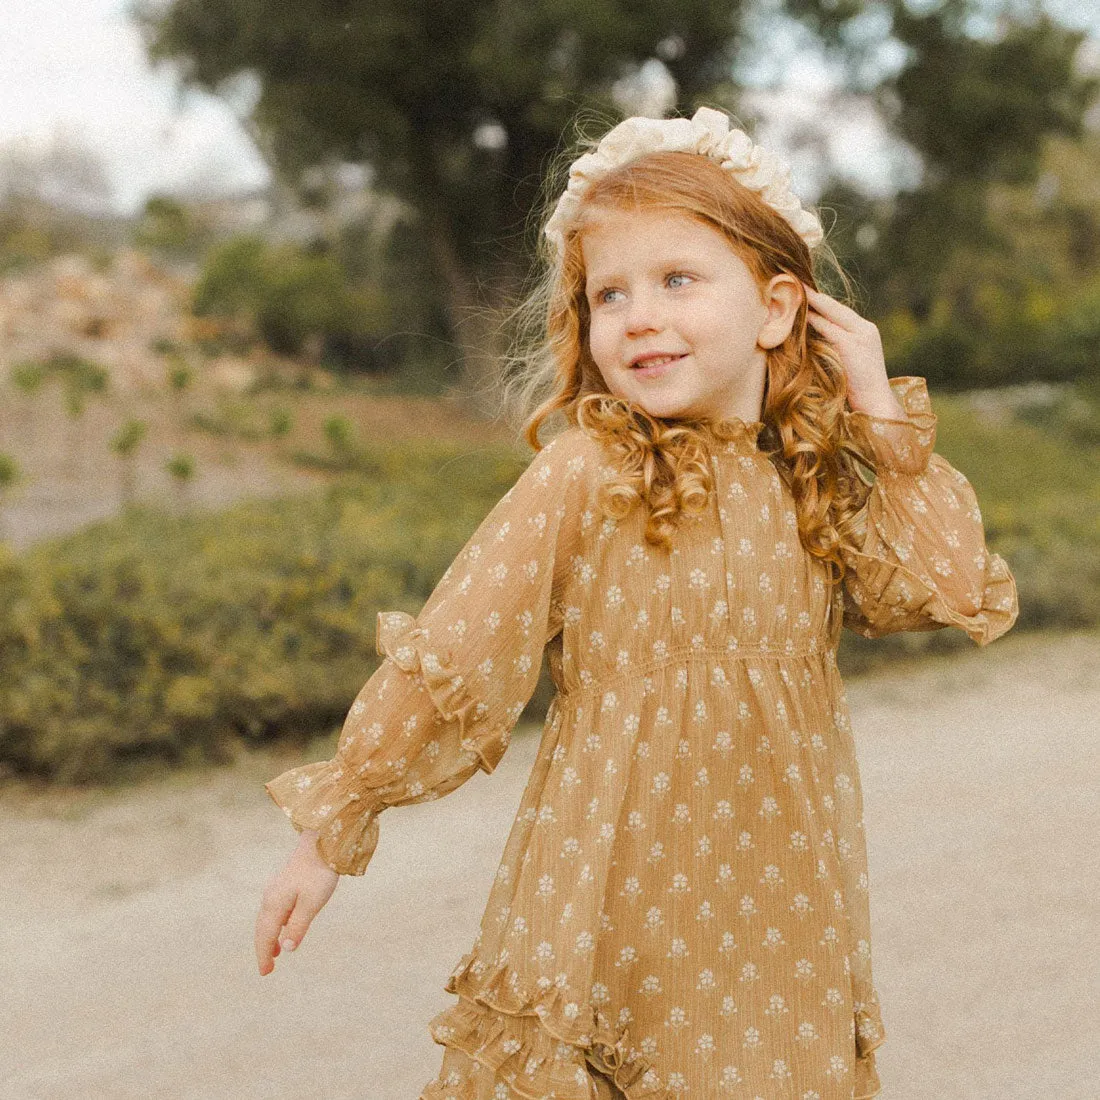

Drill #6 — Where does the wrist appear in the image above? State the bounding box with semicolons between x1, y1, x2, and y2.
848;389;907;420
296;829;338;873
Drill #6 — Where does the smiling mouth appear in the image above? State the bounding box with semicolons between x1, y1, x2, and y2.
631;354;686;370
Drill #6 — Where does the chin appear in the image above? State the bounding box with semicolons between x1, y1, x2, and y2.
632;395;696;420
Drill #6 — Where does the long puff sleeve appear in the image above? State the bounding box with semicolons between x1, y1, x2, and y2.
264;429;596;875
838;375;1019;645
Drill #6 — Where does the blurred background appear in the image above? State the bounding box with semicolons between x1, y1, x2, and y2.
1;0;1097;1097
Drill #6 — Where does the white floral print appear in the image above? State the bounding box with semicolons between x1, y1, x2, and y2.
265;376;1018;1100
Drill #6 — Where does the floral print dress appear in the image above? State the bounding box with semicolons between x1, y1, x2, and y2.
265;376;1018;1100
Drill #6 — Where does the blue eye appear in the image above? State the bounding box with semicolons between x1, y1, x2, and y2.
591;273;691;305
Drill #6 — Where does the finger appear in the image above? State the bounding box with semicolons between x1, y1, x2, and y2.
802;286;864;329
280;895;321;951
805;310;847;341
255;887;296;974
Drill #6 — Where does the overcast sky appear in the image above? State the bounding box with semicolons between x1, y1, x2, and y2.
1;0;1097;217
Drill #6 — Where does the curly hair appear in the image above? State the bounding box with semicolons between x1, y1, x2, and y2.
498;134;881;588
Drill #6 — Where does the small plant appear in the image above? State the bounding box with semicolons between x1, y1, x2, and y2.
323;415;357;466
110;418;148;507
0;451;19;540
167;356;193;394
166;353;194;445
46;354;110;475
269;406;293;445
8;361;47;448
165;451;197;511
11;361;45;396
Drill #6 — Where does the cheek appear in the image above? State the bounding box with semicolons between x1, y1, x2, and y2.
587;319;613;363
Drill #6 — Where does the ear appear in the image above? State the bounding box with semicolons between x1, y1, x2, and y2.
756;274;803;350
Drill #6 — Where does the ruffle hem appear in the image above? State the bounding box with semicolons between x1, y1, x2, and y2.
420;953;886;1099
419;953;666;1100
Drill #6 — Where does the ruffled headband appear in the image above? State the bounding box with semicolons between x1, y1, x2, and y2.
544;106;825;256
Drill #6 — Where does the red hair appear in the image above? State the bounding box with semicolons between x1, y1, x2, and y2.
500;146;877;582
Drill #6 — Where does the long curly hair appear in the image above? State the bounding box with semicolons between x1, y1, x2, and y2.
498;137;880;588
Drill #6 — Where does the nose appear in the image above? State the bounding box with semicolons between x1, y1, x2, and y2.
623;288;663;335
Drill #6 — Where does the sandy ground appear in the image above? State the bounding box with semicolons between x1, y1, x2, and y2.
1;628;1098;1100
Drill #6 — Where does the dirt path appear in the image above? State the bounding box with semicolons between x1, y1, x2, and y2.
2;629;1098;1099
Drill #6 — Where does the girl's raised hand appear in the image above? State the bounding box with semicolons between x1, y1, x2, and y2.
255;829;339;976
801;284;906;419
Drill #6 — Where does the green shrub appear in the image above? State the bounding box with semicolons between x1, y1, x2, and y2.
0;394;1095;782
0;440;532;782
883;276;1100;390
191;234;392;365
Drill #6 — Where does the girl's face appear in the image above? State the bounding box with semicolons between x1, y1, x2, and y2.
580;206;800;425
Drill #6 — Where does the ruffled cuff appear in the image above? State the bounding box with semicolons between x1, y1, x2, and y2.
843;536;1019;646
264;609;502;876
376;610;507;775
846;376;937;475
264;762;382;876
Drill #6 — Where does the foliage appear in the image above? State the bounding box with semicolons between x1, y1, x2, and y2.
0;440;532;781
0;452;19;491
133;193;215;258
10;361;46;395
136;0;1100;395
877;269;1100;390
165;452;196;484
269;407;293;441
110;419;148;458
191;233;392;367
166;354;194;393
1;388;1095;781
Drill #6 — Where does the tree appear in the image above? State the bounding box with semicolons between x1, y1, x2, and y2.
132;0;752;409
783;2;1098;320
133;0;1099;400
865;2;1097;322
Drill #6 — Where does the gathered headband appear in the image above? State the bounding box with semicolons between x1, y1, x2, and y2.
544;106;825;256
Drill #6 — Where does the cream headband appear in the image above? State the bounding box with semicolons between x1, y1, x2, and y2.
544;106;825;256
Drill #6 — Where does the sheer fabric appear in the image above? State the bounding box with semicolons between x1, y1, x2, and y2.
266;376;1018;1099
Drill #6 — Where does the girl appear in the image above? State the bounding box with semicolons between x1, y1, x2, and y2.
255;107;1018;1100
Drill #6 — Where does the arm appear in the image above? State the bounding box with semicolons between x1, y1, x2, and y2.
263;428;596;875
838;376;1019;645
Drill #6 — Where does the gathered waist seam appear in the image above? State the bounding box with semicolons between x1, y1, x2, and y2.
555;641;836;702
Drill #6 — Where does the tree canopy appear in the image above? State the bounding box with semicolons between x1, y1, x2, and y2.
133;0;1099;396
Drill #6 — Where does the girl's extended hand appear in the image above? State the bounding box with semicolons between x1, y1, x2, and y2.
255;829;339;976
801;284;906;419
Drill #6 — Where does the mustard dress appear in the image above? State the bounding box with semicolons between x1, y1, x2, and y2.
265;376;1019;1100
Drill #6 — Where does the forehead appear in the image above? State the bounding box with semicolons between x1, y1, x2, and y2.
579;207;737;279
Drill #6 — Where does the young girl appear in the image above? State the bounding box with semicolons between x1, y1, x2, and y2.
255;107;1018;1100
